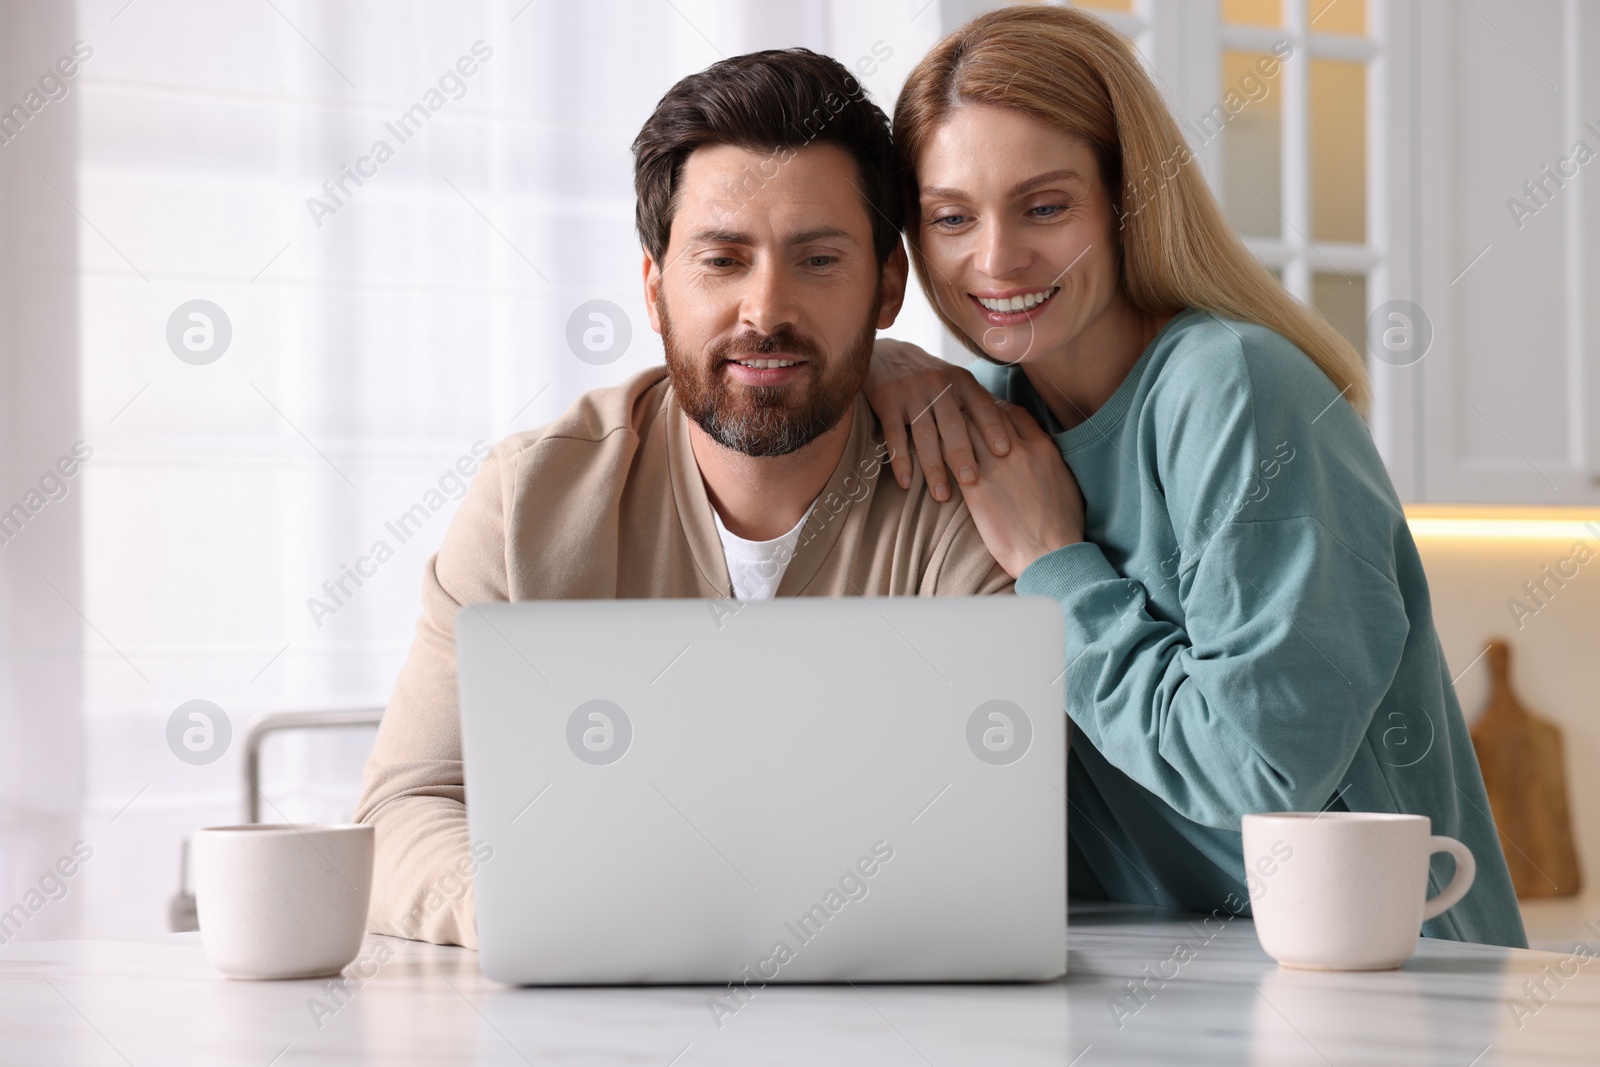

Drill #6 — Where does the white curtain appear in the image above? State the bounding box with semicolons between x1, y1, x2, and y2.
0;0;945;938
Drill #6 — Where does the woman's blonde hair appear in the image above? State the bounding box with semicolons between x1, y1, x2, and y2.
893;4;1370;415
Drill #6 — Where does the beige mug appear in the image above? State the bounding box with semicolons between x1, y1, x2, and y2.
193;823;373;980
1241;812;1475;970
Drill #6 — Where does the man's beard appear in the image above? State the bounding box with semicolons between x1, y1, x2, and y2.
660;294;880;458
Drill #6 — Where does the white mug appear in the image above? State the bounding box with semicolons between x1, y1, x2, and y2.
1241;812;1476;971
193;823;374;980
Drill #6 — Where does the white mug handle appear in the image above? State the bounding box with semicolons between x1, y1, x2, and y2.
1421;835;1477;921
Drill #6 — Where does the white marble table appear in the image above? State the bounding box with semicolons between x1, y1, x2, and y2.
3;902;1596;1066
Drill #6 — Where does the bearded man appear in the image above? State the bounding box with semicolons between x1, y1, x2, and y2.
355;48;1010;948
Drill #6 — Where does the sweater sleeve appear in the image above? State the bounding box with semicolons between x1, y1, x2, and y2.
1016;341;1412;828
1020;520;1409;828
352;445;514;948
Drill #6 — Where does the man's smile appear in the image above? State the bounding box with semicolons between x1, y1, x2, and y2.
722;356;808;386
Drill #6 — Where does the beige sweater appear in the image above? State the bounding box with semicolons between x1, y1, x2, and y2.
354;367;1013;947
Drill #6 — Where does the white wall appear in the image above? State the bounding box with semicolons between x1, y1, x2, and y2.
1417;533;1600;892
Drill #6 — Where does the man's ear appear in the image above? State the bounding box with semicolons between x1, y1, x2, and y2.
643;253;663;335
875;241;909;330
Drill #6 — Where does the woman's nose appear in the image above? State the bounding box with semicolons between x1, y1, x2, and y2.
974;219;1031;280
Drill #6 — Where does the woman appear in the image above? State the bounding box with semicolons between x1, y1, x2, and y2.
865;5;1524;946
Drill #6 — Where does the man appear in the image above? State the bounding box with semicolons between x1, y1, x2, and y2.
354;49;1011;948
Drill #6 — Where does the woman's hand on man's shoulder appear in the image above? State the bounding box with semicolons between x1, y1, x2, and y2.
864;337;1013;502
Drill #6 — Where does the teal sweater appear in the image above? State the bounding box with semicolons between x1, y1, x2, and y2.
971;309;1526;948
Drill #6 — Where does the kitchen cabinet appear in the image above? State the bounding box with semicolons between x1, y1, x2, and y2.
1406;0;1600;504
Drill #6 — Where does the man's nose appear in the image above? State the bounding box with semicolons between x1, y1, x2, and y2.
739;257;801;336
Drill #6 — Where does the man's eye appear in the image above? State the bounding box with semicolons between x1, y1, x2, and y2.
705;257;737;268
805;255;834;267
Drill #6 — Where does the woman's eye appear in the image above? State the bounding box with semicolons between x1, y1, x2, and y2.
931;214;971;229
1028;204;1067;219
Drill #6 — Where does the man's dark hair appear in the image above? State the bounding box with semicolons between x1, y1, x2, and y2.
632;48;903;266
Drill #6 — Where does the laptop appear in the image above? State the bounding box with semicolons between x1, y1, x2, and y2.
456;596;1066;986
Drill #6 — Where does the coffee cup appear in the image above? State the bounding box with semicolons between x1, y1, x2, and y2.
192;823;374;980
1241;811;1476;971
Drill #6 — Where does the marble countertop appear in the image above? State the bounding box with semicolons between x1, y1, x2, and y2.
3;901;1596;1065
1519;888;1600;952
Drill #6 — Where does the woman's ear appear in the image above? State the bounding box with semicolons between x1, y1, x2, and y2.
876;241;910;329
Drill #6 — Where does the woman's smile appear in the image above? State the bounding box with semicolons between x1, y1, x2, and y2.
970;285;1061;325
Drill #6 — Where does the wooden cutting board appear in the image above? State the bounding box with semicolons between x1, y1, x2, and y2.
1468;638;1582;898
